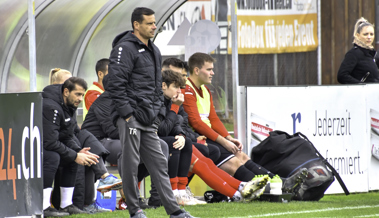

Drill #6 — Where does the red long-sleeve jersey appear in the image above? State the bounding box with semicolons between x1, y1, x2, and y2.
84;82;104;110
182;78;229;141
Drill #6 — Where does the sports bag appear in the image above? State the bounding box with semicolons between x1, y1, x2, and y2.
251;130;349;201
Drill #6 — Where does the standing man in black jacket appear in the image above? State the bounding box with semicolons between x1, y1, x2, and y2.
81;75;170;209
107;7;195;218
42;77;99;217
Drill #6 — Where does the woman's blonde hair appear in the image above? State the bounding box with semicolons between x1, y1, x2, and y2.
49;68;72;84
353;17;374;37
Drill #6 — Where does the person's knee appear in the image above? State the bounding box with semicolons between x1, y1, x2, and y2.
227;157;243;167
182;138;193;153
207;144;221;162
219;157;243;175
235;152;250;163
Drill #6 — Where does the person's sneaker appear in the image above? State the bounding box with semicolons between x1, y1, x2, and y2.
131;209;147;218
83;202;112;213
176;193;197;206
231;191;243;202
60;204;87;215
241;175;269;200
43;206;69;217
282;168;308;194
117;198;127;210
185;187;207;205
170;209;197;218
97;174;122;192
139;197;153;209
269;175;283;195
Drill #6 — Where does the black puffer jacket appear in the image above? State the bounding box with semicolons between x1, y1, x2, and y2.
337;44;379;84
107;30;165;126
82;76;119;139
158;98;185;137
42;84;81;162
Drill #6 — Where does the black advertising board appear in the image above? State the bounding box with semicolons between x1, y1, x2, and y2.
0;93;43;217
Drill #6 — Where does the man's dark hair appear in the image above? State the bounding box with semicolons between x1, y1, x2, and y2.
62;77;88;92
162;70;185;88
188;52;216;75
183;61;189;73
95;58;110;78
131;7;155;30
162;58;184;69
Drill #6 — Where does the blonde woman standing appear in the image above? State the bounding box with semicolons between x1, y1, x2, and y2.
338;17;379;84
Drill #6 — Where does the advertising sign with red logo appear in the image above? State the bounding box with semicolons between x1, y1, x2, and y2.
0;93;43;217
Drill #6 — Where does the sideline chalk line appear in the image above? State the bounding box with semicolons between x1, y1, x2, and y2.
227;204;379;218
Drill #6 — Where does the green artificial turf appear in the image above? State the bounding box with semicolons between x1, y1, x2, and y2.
69;191;379;218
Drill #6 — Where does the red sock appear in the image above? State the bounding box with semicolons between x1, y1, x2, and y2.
191;153;237;198
170;177;179;190
178;177;188;190
138;181;141;190
193;146;241;190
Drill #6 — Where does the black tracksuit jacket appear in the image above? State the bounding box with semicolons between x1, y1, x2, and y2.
107;30;165;126
42;84;81;162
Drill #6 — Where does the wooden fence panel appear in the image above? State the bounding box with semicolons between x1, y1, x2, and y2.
322;0;376;84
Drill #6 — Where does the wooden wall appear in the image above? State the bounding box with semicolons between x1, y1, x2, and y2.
321;0;376;84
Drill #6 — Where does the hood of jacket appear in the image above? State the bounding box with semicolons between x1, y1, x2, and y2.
112;30;141;48
42;84;77;117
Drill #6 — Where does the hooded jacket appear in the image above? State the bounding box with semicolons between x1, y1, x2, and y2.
81;75;119;140
157;98;186;137
337;44;379;84
107;30;165;126
42;84;81;162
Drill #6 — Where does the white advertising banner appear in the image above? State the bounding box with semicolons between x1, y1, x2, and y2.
247;85;371;194
364;84;379;191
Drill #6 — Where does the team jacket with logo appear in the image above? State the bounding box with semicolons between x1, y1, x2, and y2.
107;30;165;126
42;84;81;162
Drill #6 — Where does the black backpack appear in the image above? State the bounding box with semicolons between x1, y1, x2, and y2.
251;130;349;201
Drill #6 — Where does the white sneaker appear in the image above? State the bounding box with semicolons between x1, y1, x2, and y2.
232;191;243;202
175;193;197;206
185;187;207;205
